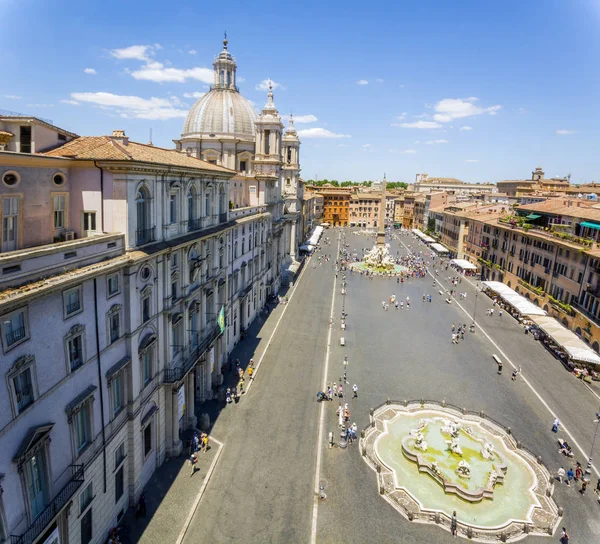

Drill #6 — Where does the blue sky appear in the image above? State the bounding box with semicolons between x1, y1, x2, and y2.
1;0;599;183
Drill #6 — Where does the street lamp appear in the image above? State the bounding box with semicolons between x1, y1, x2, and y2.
584;410;600;482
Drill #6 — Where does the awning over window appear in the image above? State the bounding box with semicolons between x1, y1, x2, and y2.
525;214;542;220
580;221;600;231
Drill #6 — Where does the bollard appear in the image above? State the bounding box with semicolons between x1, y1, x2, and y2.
420;398;425;408
523;523;530;534
361;446;366;457
546;487;551;497
408;512;414;521
507;427;511;435
547;526;553;535
557;506;564;517
379;485;385;495
360;429;365;438
386;398;391;405
479;411;485;419
500;532;507;542
537;455;542;464
516;440;522;449
441;398;447;408
370;408;374;417
404;399;408;407
467;527;473;539
462;407;467;415
377;464;382;474
435;512;441;524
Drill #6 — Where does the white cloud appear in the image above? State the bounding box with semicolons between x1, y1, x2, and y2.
27;103;54;108
110;44;156;61
183;91;205;99
425;139;448;144
70;91;187;120
395;112;407;121
188;49;197;55
132;64;213;83
362;144;372;148
393;120;443;129
389;148;417;154
237;76;246;83
465;159;479;163
61;99;80;105
459;125;472;131
255;79;283;91
4;94;22;99
282;114;318;124
84;68;97;75
556;129;575;135
297;127;351;139
375;78;384;83
432;97;501;123
356;80;368;85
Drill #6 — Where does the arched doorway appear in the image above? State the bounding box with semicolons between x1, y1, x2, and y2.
575;327;582;337
507;281;512;288
562;317;569;327
543;305;549;313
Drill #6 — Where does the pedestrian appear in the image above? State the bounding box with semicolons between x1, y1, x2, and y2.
499;309;503;318
451;510;457;537
567;467;574;486
581;479;588;494
248;366;254;380
595;477;600;496
552;418;560;433
575;464;582;481
556;467;565;483
239;379;245;394
201;432;209;453
560;527;569;544
352;384;358;398
452;322;455;332
189;452;198;475
338;384;344;398
451;333;457;344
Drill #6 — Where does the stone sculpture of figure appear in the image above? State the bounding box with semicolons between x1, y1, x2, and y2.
441;419;461;438
456;459;471;478
488;470;498;487
413;430;427;451
447;436;463;456
481;442;494;460
431;461;442;476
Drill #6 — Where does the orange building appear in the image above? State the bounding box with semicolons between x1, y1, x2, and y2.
319;189;352;226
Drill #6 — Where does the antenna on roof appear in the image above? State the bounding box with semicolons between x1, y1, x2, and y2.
149;128;153;146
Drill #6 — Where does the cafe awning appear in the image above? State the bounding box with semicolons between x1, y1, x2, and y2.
580;221;600;231
451;259;478;270
528;314;600;365
431;243;449;253
525;214;542;220
482;281;547;316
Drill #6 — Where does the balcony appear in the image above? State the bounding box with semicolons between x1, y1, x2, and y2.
187;218;203;232
6;326;26;347
136;227;155;246
573;302;600;326
164;324;223;383
219;212;228;223
11;465;84;544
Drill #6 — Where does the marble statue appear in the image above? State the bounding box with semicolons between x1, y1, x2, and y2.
447;436;463;456
481;442;495;460
412;430;428;452
488;469;498;487
456;460;471;478
441;419;461;438
362;243;396;271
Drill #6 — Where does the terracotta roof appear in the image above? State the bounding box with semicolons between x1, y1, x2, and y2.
0;130;14;137
43;136;235;174
518;200;600;221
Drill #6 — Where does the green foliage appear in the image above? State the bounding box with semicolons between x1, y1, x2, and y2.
306;179;406;189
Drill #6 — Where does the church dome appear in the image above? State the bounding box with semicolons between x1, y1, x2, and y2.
182;89;258;137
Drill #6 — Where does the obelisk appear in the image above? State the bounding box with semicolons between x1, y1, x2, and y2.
376;174;387;246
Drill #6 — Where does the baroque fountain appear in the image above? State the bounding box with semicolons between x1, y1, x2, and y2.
362;401;561;541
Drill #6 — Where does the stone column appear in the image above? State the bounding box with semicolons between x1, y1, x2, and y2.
290;221;297;260
187;373;197;429
171;388;182;456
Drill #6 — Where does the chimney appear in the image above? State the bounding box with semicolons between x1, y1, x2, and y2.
111;129;129;145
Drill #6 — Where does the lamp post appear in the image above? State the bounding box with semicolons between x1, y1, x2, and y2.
584;410;600;482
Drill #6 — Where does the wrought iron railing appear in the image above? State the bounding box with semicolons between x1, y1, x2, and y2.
136;227;155;245
219;212;228;223
164;324;222;383
11;465;84;544
6;326;26;346
187;218;203;232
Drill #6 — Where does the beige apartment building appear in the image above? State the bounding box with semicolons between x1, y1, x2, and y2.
349;192;383;228
497;166;570;197
465;198;600;351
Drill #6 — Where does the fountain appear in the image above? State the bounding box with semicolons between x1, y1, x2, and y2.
362;402;561;541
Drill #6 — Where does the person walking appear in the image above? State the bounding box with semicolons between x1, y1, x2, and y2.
451;511;458;537
557;467;565;483
552;418;560;433
248;365;254;380
560;527;569;544
567;467;574;486
201;432;209;453
352;384;358;398
189;452;198;475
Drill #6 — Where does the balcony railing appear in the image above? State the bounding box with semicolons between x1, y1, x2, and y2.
164;324;222;383
11;465;84;544
6;326;26;346
219;212;228;223
136;227;155;245
188;218;203;232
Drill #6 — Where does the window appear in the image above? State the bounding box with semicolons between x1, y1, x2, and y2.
24;452;48;519
2;196;20;252
171;279;178;302
107;273;120;297
53;194;67;229
142;293;151;324
109;311;120;343
144;423;152;458
205;193;211;216
2;308;28;350
115;466;124;503
53;173;66;186
83;211;96;231
74;404;91;453
111;373;124;416
67;330;84;371
240;160;247;172
20;126;32;153
172;252;178;269
14;367;34;413
140;266;151;281
64;286;83;317
114;442;126;469
136;186;151;240
264;130;270;154
172;319;182;359
81;507;92;544
1;170;20;187
141;348;153;386
169;194;177;224
79;482;93;515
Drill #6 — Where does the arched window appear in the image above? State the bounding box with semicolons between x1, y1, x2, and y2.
187;187;197;230
220;70;224;86
234;241;238;259
136;186;151;244
226;71;231;87
219;187;227;216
